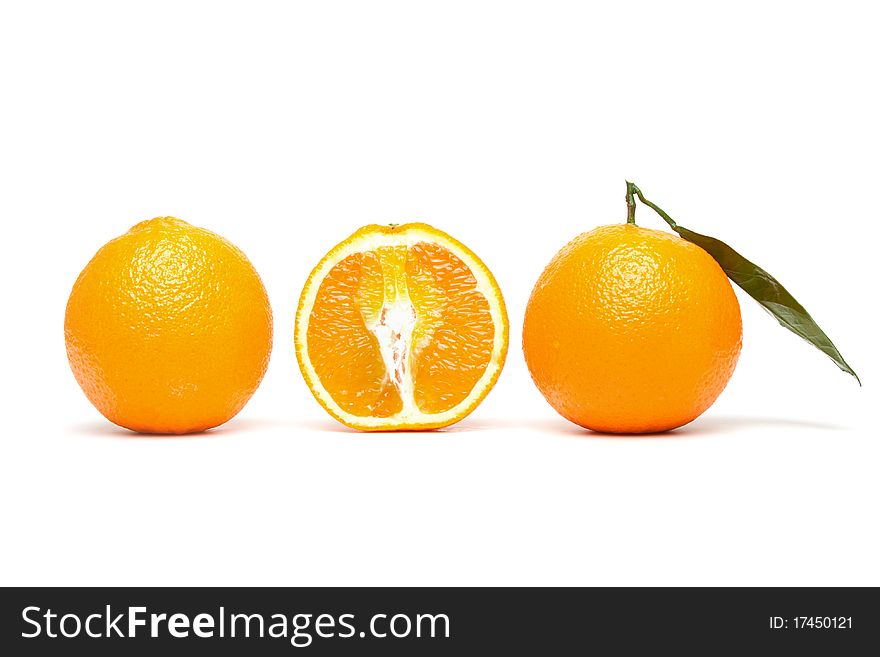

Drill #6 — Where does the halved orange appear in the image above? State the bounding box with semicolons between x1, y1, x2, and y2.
295;223;508;431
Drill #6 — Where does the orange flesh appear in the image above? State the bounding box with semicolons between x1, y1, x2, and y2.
306;241;495;417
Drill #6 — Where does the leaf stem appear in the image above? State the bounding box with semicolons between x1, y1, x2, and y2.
625;181;637;224
627;182;679;230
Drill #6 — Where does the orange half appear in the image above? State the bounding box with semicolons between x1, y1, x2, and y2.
295;223;509;430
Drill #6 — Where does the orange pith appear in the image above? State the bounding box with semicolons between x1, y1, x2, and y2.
295;223;508;431
522;224;742;434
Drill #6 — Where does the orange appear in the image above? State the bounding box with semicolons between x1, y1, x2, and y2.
65;217;273;434
295;223;508;431
522;224;742;433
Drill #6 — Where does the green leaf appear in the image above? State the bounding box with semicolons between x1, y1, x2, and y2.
626;182;860;384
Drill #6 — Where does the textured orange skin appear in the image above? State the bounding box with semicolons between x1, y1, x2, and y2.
65;217;273;434
522;224;742;433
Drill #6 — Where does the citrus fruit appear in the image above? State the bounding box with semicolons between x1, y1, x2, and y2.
65;217;273;434
295;223;508;431
522;223;742;433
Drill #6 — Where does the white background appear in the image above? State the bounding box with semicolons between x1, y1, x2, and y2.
1;1;877;586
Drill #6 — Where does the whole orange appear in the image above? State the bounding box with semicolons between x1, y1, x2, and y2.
522;224;742;433
65;217;273;434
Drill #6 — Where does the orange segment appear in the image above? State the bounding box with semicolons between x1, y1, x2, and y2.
306;251;403;418
408;242;494;414
295;223;508;431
